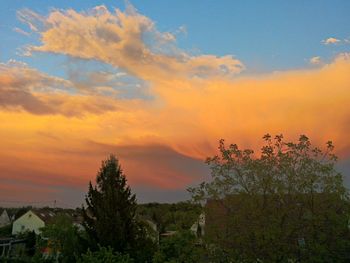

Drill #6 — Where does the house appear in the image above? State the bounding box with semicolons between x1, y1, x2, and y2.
143;219;159;243
190;212;205;237
12;210;56;235
160;231;177;237
0;210;11;227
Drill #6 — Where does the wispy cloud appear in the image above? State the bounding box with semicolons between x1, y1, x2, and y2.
322;37;341;45
18;4;244;81
1;5;350;202
13;27;31;36
0;60;117;116
309;56;322;65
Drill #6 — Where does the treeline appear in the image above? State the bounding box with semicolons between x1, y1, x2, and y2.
0;202;201;234
0;156;203;263
137;202;201;233
1;134;350;262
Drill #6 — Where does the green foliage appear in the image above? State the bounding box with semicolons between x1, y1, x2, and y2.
78;246;134;263
0;224;12;237
131;221;158;263
153;231;204;263
25;231;36;256
39;213;84;262
137;202;201;233
83;155;137;251
82;155;156;262
189;134;350;262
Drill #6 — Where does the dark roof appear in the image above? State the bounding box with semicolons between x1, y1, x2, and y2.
30;209;57;224
34;209;83;225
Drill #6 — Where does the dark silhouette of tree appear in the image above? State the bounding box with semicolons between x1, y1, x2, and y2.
82;155;138;254
78;246;134;263
189;134;350;262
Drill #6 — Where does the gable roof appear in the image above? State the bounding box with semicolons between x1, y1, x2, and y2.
0;209;9;218
0;209;11;225
14;209;57;224
32;209;56;224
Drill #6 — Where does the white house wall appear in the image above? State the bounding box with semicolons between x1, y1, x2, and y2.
12;211;45;235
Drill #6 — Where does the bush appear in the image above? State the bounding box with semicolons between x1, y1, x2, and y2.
78;246;134;263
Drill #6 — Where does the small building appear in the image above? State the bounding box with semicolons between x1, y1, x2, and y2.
160;231;177;238
190;212;205;237
12;210;56;235
0;210;11;227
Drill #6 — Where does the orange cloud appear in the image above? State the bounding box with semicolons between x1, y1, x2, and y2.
322;37;341;45
1;5;350;205
0;60;118;116
309;56;322;65
1;53;349;194
19;5;244;81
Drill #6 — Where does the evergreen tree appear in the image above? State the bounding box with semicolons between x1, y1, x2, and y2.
82;155;138;254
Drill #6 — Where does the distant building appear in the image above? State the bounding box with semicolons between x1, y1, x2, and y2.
190;212;205;237
160;231;177;237
12;210;56;235
143;219;159;243
0;210;11;227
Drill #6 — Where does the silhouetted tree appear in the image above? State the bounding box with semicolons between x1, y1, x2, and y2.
78;246;134;263
82;155;155;261
189;134;350;262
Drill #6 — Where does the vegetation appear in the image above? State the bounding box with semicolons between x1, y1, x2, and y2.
78;246;133;263
82;155;156;262
137;202;201;233
152;231;204;263
2;135;350;262
0;224;12;237
38;214;85;262
189;134;350;262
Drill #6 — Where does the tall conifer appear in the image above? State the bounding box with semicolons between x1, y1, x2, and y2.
82;155;137;253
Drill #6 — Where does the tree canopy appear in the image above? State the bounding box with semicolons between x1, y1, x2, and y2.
39;213;84;262
78;246;134;263
189;134;350;262
82;155;154;260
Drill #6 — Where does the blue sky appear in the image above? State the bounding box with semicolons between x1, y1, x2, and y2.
1;1;350;206
1;0;350;77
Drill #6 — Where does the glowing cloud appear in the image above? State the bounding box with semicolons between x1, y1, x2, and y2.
18;5;244;81
309;56;322;65
1;5;350;204
322;37;341;45
0;60;118;116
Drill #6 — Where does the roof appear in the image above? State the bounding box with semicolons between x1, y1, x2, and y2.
160;231;177;237
0;209;9;218
32;209;57;223
0;209;11;225
13;209;57;224
0;209;14;219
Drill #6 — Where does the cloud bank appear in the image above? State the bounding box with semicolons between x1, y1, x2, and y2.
1;5;350;204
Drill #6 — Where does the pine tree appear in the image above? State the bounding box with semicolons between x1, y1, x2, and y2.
82;155;138;254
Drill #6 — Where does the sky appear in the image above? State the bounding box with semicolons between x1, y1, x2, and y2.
0;0;350;207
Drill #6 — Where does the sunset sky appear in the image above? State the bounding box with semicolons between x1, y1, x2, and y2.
1;0;350;207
